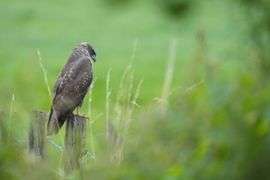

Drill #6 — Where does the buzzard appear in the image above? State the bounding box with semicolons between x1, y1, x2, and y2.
47;42;96;135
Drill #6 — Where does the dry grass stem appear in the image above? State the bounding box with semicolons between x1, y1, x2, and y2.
8;93;15;144
160;38;177;114
37;49;52;100
131;38;138;62
183;79;205;95
130;79;144;116
88;78;97;159
162;38;177;100
106;69;112;142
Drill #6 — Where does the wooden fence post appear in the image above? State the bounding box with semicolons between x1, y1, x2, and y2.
28;110;88;172
28;110;48;158
64;115;87;173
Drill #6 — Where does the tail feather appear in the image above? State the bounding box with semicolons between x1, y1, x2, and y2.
47;108;66;135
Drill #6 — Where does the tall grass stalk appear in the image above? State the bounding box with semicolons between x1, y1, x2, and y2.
106;69;112;142
115;65;132;126
130;79;144;118
37;49;52;100
118;79;143;162
8;93;15;144
160;38;177;114
111;65;143;164
108;40;141;164
115;68;134;164
131;38;138;63
88;78;96;159
183;79;205;95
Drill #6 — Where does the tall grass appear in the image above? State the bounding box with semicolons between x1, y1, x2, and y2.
106;65;143;164
160;38;177;115
104;39;144;164
106;69;112;143
87;78;97;160
161;38;177;101
130;38;138;63
37;49;52;100
7;93;15;144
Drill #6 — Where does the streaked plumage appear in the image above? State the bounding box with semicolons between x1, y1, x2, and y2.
47;42;96;135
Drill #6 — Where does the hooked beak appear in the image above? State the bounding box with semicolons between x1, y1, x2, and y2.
90;55;96;63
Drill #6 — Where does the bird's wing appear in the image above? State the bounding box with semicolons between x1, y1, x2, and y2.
51;49;80;101
51;62;74;102
70;58;93;105
52;57;92;105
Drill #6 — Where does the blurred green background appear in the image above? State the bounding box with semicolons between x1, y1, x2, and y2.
0;0;270;179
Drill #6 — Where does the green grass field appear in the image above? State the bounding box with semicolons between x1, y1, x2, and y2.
0;0;270;179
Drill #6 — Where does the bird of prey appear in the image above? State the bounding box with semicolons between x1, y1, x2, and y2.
47;42;96;135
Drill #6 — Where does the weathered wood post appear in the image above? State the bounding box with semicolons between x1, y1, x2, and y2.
28;110;47;158
64;115;87;173
28;109;88;172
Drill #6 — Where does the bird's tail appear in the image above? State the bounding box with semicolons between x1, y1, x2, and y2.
47;108;66;135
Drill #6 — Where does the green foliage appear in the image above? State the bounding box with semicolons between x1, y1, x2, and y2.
238;0;270;73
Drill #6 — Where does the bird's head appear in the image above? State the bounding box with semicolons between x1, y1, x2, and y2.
80;42;96;63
